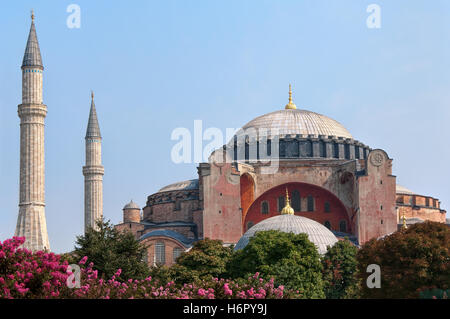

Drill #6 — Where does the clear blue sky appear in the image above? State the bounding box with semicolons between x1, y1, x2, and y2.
1;1;449;253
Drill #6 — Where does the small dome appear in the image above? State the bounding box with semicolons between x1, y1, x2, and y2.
123;200;140;210
235;215;338;254
240;109;353;139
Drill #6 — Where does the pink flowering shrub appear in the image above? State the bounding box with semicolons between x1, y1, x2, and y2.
0;237;300;299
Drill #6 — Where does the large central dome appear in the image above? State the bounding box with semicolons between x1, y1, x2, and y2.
242;109;353;139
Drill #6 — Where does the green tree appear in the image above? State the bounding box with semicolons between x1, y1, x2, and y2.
321;239;359;299
357;221;450;298
73;218;149;280
227;230;325;298
148;264;173;285
169;238;233;285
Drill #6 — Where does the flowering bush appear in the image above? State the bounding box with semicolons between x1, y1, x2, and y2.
0;237;300;299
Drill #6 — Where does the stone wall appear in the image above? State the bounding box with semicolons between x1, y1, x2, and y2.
356;149;397;244
198;160;242;244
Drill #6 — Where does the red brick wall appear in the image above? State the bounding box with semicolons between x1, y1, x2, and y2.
397;205;446;223
123;208;140;223
115;222;145;240
142;199;200;224
244;182;351;233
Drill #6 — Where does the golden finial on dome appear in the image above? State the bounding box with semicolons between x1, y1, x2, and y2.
31;9;35;22
281;188;295;215
401;212;408;230
285;84;297;110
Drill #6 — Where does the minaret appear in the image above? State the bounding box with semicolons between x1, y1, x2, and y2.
83;91;104;233
15;10;50;251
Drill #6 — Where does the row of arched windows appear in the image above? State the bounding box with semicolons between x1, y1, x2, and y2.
154;242;184;265
260;194;331;214
247;219;348;233
324;220;347;233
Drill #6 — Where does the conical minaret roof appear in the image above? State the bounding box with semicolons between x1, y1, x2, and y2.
22;11;43;69
86;91;102;139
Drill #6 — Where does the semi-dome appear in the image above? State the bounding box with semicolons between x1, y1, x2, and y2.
234;214;338;254
241;109;353;139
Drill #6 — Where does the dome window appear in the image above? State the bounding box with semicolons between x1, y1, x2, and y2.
307;195;315;212
339;220;347;233
291;190;301;212
261;201;269;214
277;196;285;212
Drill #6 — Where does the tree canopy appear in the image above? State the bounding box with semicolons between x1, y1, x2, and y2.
227;230;325;298
72;218;149;280
322;239;359;299
168;238;233;285
357;221;450;298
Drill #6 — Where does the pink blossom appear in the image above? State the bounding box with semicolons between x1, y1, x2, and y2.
197;288;206;296
79;256;88;265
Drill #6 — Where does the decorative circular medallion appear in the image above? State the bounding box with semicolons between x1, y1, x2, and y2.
370;151;385;166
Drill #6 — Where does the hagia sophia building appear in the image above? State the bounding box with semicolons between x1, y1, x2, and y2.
15;13;448;261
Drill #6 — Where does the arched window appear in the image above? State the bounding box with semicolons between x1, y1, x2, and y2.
173;247;183;262
339;220;347;233
247;221;254;230
324;221;331;230
278;196;285;212
261;201;269;214
324;202;331;213
291;190;301;212
155;242;165;265
307;195;314;212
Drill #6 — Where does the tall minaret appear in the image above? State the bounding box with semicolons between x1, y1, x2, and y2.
83;91;104;233
15;11;50;252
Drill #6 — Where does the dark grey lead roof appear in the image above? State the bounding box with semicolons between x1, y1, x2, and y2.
22;21;43;68
141;221;197;228
331;231;359;247
86;97;101;139
157;179;199;193
139;230;194;248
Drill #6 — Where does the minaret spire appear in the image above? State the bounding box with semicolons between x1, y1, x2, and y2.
22;10;43;70
83;91;104;233
285;84;297;110
86;90;101;138
15;11;50;251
